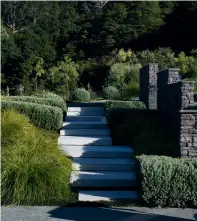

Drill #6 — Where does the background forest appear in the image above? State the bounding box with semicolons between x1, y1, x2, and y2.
1;1;197;99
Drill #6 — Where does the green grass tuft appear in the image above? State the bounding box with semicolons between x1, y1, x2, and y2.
1;110;72;205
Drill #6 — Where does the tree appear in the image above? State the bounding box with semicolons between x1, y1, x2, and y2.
49;56;79;99
1;1;41;34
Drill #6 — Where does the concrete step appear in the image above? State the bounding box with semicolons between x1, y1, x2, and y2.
62;121;108;129
65;116;106;122
61;146;134;158
71;171;136;187
73;158;135;171
68;102;104;107
67;111;105;116
78;190;138;201
58;136;112;146
67;107;105;116
68;107;104;112
60;129;110;136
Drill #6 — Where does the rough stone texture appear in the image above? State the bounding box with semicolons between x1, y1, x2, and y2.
179;111;197;157
139;63;197;158
140;64;158;110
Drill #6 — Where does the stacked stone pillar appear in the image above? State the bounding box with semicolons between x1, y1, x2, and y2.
140;63;158;110
139;63;197;158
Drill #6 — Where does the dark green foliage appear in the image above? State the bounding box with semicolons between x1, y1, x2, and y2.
1;110;72;205
104;100;146;114
1;101;63;130
3;96;67;113
103;86;119;100
186;103;197;110
136;155;197;207
72;88;90;102
1;1;197;94
108;109;177;156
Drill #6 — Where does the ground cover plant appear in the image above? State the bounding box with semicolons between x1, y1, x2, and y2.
1;110;72;205
1;100;63;130
136;155;197;208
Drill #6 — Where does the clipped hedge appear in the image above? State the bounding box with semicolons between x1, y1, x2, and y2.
3;96;67;113
72;88;90;102
104;100;146;114
136;155;197;208
1;101;63;130
103;86;119;100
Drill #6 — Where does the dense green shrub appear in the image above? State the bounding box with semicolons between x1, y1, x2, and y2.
1;101;63;130
108;109;176;156
3;96;67;113
72;88;90;102
136;155;197;207
121;82;140;100
1;110;72;205
105;100;146;114
103;86;119;100
33;91;65;102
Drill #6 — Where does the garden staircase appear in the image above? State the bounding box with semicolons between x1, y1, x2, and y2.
58;103;138;202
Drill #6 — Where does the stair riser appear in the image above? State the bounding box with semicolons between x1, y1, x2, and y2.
79;191;138;201
73;164;135;171
59;139;112;146
60;130;110;136
63;150;134;158
62;124;108;129
67;111;105;116
71;180;136;187
65;116;106;122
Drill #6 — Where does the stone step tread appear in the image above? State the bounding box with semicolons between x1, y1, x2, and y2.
63;121;107;125
68;107;104;112
60;129;110;136
61;146;133;158
68;103;104;107
66;116;106;122
73;158;135;171
61;145;133;152
71;171;136;180
59;136;111;140
67;112;105;116
78;190;138;201
73;158;135;164
58;136;112;146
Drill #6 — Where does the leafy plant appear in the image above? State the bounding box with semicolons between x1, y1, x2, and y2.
49;56;79;100
3;96;67;113
103;86;119;100
136;155;197;207
1;101;63;130
72;88;90;102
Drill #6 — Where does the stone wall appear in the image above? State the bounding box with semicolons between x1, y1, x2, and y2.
139;63;197;158
180;110;197;157
140;64;158;110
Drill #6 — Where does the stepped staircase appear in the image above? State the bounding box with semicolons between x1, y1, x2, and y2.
58;102;138;202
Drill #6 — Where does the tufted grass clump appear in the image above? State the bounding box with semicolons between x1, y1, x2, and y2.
72;88;90;102
1;110;72;205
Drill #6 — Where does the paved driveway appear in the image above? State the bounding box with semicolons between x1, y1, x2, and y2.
1;206;197;221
